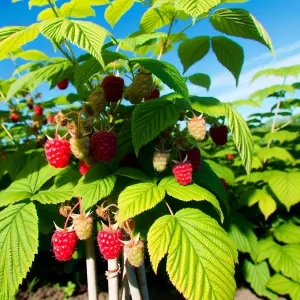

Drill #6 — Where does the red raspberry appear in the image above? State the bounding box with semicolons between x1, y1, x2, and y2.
57;79;69;90
34;105;43;116
48;114;54;123
51;227;78;261
101;75;124;102
97;226;123;260
180;147;201;172
220;178;229;190
144;89;160;101
172;162;193;185
91;131;117;162
79;160;92;175
210;125;228;146
11;113;19;123
227;153;233;160
44;137;71;168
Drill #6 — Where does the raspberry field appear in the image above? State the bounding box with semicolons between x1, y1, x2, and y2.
0;1;299;300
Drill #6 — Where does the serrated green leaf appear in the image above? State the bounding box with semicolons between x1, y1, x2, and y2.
243;260;270;296
0;24;40;60
175;0;221;18
258;147;295;163
132;99;182;155
274;223;300;244
256;237;280;263
252;65;300;82
105;0;134;28
0;155;62;207
12;49;49;61
159;176;223;222
0;203;38;300
258;190;276;220
130;58;189;98
210;8;274;54
118;182;165;223
37;8;56;20
265;130;298;144
188;73;211;91
115;167;150;182
190;96;225;117
205;159;235;185
178;36;210;73
60;1;96;19
148;208;237;300
267;274;300;300
211;36;244;85
116;120;133;161
225;104;253;175
0;26;26;43
266;171;300;211
29;0;53;8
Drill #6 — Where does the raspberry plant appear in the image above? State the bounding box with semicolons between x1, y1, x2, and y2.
0;0;277;299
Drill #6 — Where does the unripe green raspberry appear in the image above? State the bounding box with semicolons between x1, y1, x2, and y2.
188;116;206;141
88;90;108;115
124;239;144;268
72;213;93;240
70;136;91;160
153;150;170;172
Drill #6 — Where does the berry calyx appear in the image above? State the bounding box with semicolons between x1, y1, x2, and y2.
180;147;201;172
124;237;144;268
153;150;170;172
79;160;92;175
172;161;193;185
72;213;93;240
97;224;123;260
91;131;117;162
188;116;206;141
210;125;228;146
57;79;69;90
70;136;91;160
101;75;124;103
34;105;43;116
144;88;160;101
10;113;19;123
44;136;71;168
51;225;78;261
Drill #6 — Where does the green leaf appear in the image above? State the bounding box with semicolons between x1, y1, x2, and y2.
130;58;189;98
227;211;257;260
13;49;49;61
210;8;274;54
266;171;300;211
132;99;182;155
0;24;40;60
159;176;223;222
0;26;26;42
225;104;253;175
190;96;225;117
118;182;165;223
175;0;221;18
256;237;280;263
243;260;270;296
252;65;300;82
0;203;38;300
37;8;56;20
0;155;61;207
211;36;244;85
205;159;235;185
178;36;210;73
60;1;96;19
29;0;53;8
115;167;150;182
264;130;298;144
274;223;300;244
105;0;134;28
257;147;295;163
74;163;116;211
147;208;238;300
188;73;211;90
267;274;300;300
258;190;276;220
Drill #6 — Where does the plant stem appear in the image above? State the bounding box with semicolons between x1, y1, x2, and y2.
124;255;141;300
157;17;175;61
0;122;15;143
274;119;293;132
165;201;174;216
107;259;119;300
85;238;98;300
136;263;149;300
64;201;80;230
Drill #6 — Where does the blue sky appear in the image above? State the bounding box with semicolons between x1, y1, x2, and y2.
1;0;300;117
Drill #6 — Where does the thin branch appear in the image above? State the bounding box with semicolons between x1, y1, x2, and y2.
0;122;15;143
274;119;293;132
165;201;174;216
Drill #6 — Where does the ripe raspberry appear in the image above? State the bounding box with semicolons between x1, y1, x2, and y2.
26;97;34;109
180;147;201;172
124;239;144;268
227;153;233;160
70;136;91;160
101;75;124;103
153;151;170;172
144;88;160;101
188;116;206;141
88;90;108;115
11;113;19;123
34;105;43;116
79;160;92;175
172;162;193;185
97;225;123;260
48;114;54;123
210;125;228;146
57;78;69;90
72;213;93;240
51;226;78;261
44;137;71;168
220;178;229;190
91;131;117;162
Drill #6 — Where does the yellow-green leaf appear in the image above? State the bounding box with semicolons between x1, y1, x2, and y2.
105;0;134;28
